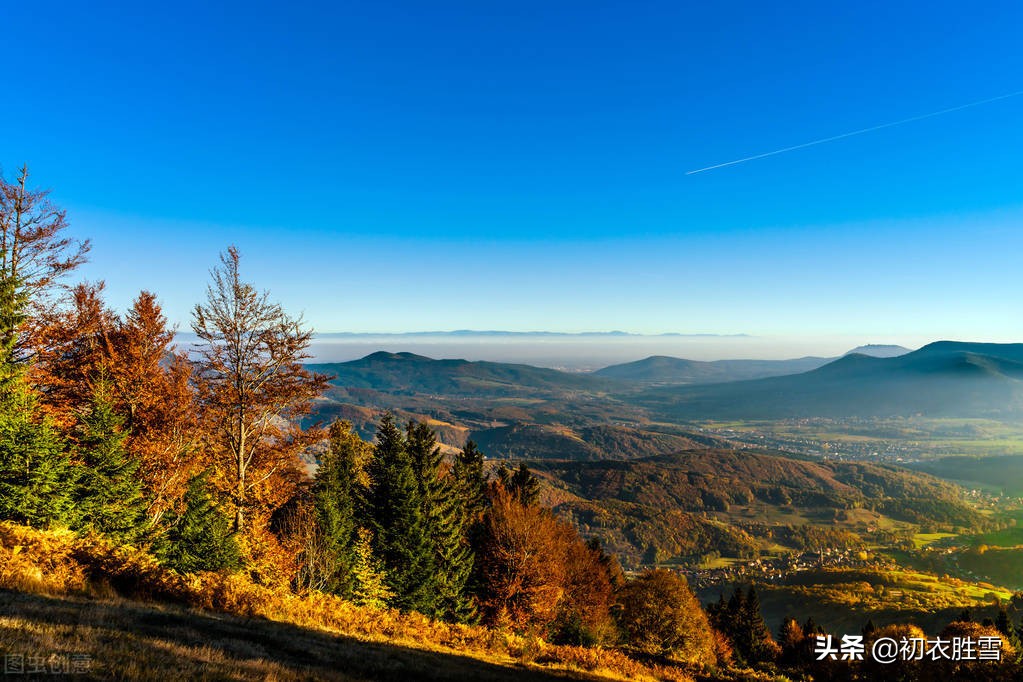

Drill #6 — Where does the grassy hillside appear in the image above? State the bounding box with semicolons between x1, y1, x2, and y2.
1;592;605;682
0;522;695;682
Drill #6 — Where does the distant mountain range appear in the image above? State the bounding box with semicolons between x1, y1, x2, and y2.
633;341;1023;419
308;342;1023;455
845;344;912;358
594;345;911;385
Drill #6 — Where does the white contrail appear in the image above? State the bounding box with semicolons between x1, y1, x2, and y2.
686;89;1023;175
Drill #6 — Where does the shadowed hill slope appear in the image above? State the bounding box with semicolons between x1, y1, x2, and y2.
631;342;1023;419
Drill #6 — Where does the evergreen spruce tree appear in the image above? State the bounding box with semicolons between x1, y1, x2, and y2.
452;440;487;523
0;387;77;528
740;587;779;663
0;263;28;389
350;527;394;609
160;469;242;573
497;462;540;506
74;383;148;543
312;420;366;597
406;420;476;622
366;414;436;613
0;267;76;528
862;618;876;638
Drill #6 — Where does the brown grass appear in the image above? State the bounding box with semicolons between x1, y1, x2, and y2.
0;522;698;681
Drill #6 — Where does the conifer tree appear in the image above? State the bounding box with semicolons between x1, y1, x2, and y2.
312;420;367;598
160;469;242;573
366;414;436;613
0;384;76;528
0;264;27;389
0;267;75;528
497;462;540;506
350;527;394;609
452;440;487;524
406;420;475;622
778;617;805;664
74;382;148;543
710;587;779;665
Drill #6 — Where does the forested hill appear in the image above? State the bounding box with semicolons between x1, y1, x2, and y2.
529;449;986;566
593;355;830;384
309;351;621;397
534;449;978;522
632;341;1023;419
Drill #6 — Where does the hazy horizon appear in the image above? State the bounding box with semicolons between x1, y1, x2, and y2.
175;330;947;369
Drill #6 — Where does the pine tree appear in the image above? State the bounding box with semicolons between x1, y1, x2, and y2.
312;420;367;597
0;263;28;390
350;527;393;609
452;440;487;523
0;386;76;528
160;470;242;573
74;383;148;543
740;587;779;663
0;265;75;528
406;420;476;622
366;414;436;613
778;617;805;664
709;587;779;665
497;462;540;506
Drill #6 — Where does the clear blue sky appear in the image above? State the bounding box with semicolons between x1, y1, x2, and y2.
4;1;1023;344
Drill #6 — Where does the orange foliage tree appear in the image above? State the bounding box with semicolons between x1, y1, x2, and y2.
475;483;616;641
30;282;116;428
31;285;202;522
103;292;202;522
617;569;718;665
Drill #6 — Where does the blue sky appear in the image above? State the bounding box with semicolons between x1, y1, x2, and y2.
4;1;1023;346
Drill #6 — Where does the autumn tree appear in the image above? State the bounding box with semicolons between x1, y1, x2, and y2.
30;282;117;428
617;569;717;665
553;538;616;645
475;484;573;630
103;292;200;522
191;246;329;533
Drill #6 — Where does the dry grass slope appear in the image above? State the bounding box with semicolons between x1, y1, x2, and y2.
0;522;699;682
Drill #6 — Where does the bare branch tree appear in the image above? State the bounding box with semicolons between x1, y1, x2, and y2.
192;246;329;532
0;165;90;358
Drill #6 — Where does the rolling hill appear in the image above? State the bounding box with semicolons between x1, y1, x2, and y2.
630;341;1023;420
593;355;831;385
530;449;986;567
309;351;620;397
593;345;912;386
